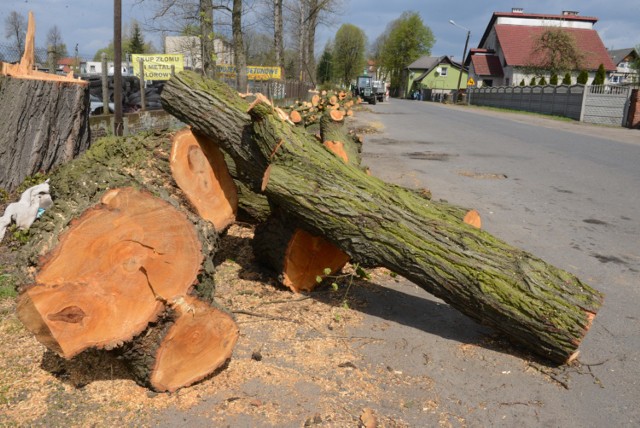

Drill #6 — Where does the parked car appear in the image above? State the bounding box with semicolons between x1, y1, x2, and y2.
89;94;115;115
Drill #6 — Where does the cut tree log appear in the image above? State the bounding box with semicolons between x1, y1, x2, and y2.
120;295;239;392
0;11;90;192
170;128;238;231
161;71;604;363
253;214;350;293
12;131;235;391
17;187;204;358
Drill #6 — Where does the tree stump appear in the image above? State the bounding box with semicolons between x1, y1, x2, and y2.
0;11;90;192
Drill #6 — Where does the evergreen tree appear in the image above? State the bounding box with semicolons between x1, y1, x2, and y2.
538;76;547;85
128;23;146;54
316;42;334;85
550;73;558;85
577;70;589;84
530;77;537;85
593;63;606;85
562;72;572;85
519;79;525;86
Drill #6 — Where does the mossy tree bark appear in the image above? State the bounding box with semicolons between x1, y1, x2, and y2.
161;71;604;363
14;131;236;391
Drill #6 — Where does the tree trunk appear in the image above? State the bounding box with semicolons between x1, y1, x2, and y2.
232;0;248;91
17;187;205;359
161;72;604;363
0;12;89;192
274;0;285;73
13;130;235;391
0;76;90;192
253;214;349;292
200;0;216;79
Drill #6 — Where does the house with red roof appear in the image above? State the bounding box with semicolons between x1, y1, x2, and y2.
466;8;616;87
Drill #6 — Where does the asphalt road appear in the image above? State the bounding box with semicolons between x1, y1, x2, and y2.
354;99;640;427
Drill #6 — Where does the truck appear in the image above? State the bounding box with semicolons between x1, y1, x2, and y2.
372;79;386;102
354;75;377;104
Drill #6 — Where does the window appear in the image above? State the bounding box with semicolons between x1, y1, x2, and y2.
440;67;448;76
89;65;96;73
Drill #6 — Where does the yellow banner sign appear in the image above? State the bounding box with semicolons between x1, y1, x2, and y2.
132;54;184;81
467;77;475;86
216;65;282;80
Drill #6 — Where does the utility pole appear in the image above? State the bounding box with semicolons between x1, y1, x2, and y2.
450;20;470;103
114;0;124;136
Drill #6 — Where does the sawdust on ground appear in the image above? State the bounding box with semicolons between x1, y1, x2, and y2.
0;223;442;427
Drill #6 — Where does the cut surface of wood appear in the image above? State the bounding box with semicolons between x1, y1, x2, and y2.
170;128;238;231
323;141;349;163
463;209;482;229
17;187;203;358
282;229;350;292
150;296;239;392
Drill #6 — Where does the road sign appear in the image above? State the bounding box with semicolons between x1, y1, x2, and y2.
467;77;475;86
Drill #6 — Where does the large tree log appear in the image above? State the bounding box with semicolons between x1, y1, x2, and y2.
0;12;90;192
161;71;604;363
17;187;203;358
12;131;235;391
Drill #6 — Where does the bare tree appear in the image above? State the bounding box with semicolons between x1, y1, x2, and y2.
4;11;27;58
286;0;341;83
47;25;68;70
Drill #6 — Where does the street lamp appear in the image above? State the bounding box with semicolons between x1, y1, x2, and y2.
449;20;470;103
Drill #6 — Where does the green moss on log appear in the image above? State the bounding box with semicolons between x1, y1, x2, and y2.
161;71;604;363
15;131;218;302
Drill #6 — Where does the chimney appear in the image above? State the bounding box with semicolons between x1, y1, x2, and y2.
562;10;579;16
512;8;524;14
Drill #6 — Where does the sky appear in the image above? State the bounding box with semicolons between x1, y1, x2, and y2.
1;0;639;62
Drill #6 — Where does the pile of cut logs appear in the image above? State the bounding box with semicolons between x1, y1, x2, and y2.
3;15;604;393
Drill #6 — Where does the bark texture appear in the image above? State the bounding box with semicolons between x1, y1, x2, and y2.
0;76;90;192
161;71;604;363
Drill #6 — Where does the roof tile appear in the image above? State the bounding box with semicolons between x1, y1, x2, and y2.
495;25;616;71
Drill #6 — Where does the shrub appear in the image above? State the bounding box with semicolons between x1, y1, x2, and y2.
562;72;572;85
550;73;558;85
577;70;589;84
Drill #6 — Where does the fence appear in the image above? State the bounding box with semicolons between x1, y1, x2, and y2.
467;84;633;126
220;77;314;104
582;85;633;126
0;42;48;65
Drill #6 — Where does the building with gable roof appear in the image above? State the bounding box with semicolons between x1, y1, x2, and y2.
608;48;639;85
405;56;468;100
466;8;616;87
